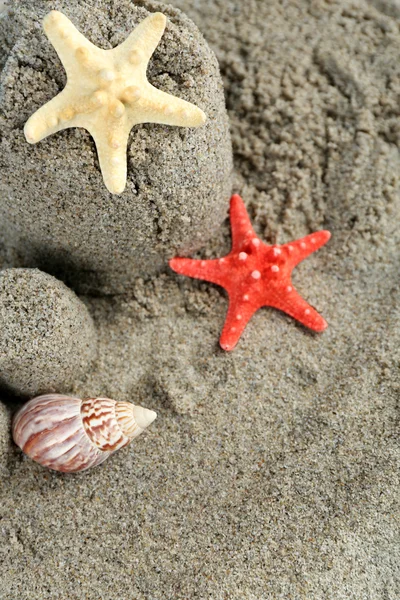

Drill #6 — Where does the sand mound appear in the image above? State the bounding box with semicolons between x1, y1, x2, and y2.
0;0;232;293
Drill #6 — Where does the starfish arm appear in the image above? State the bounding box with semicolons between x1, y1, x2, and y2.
24;89;75;143
229;195;257;252
270;286;328;332
169;257;228;287
43;11;100;77
87;121;131;194
282;230;331;268
25;87;121;145
219;295;260;351
117;12;167;72
132;83;206;128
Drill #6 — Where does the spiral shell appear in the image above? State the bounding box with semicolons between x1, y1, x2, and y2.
12;394;157;473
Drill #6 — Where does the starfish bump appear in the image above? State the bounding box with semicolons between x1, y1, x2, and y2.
170;194;331;351
24;10;207;194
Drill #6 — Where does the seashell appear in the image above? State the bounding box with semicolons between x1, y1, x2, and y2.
12;394;157;473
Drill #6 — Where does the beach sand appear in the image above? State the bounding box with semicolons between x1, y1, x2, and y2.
0;0;399;598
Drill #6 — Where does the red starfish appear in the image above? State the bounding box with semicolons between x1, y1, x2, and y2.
170;194;331;351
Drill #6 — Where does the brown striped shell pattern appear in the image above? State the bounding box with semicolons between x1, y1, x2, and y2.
12;394;157;473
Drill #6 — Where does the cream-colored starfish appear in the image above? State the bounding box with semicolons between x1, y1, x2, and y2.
24;10;207;194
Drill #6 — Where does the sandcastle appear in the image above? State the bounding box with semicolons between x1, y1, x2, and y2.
0;0;232;294
0;0;232;467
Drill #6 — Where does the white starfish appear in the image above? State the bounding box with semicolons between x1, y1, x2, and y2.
24;10;207;194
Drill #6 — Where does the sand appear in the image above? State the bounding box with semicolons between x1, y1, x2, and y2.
0;0;399;598
0;268;97;397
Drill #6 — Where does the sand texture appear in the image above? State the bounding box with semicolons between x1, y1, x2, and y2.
0;268;97;396
0;0;232;293
0;0;399;598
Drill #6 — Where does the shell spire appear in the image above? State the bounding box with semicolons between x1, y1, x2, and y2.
12;394;157;473
116;401;157;438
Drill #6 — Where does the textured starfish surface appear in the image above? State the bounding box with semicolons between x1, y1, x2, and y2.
170;194;331;351
24;10;206;194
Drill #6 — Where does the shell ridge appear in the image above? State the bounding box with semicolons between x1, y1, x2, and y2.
52;441;102;471
79;398;109;453
81;397;129;452
30;418;85;456
110;400;130;449
23;414;80;454
14;396;82;446
44;430;104;471
114;401;138;440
